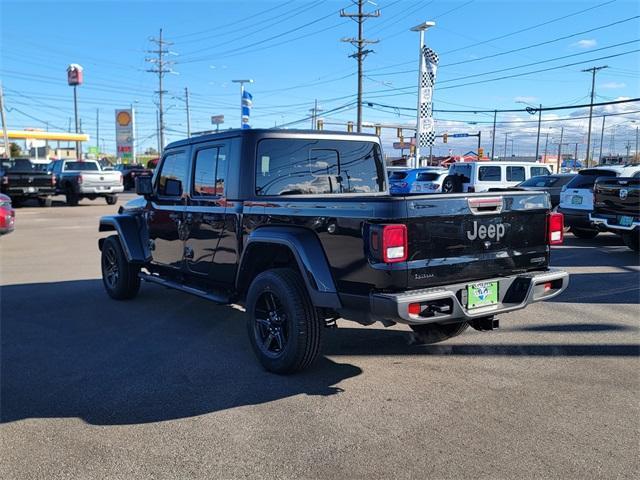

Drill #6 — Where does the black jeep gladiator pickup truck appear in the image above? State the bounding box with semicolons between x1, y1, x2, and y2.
590;175;640;251
98;129;569;373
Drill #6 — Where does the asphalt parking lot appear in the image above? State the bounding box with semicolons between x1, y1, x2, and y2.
1;193;639;480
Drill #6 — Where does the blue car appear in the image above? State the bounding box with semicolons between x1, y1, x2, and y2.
389;168;448;195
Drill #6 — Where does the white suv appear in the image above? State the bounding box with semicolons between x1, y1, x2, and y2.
558;165;640;238
442;161;552;193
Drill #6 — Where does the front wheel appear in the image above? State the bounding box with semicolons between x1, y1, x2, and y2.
101;235;141;300
246;268;322;374
571;227;599;239
442;175;462;193
622;231;640;252
65;187;79;206
410;322;469;344
105;195;118;205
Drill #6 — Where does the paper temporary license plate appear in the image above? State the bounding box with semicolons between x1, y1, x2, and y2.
618;215;633;227
24;187;36;193
571;195;583;205
467;281;498;309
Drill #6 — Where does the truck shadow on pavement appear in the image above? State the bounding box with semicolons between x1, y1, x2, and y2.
0;280;361;426
2;279;638;426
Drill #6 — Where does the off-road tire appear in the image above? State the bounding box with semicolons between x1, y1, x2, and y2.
622;231;640;252
38;196;52;207
105;195;118;205
410;321;469;344
101;235;141;300
246;268;322;374
442;175;463;193
571;227;598;239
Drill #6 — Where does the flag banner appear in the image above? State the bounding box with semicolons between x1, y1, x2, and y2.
418;46;439;148
241;91;253;129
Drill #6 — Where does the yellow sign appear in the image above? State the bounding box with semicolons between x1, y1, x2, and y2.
117;111;132;126
478;147;484;158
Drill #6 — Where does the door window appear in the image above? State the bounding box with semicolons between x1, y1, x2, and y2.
157;150;188;196
531;166;551;177
193;144;228;197
506;166;525;182
478;166;501;181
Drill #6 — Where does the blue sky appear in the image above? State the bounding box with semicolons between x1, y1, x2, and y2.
1;0;639;158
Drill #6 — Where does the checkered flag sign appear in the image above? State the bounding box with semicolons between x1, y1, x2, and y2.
418;46;439;148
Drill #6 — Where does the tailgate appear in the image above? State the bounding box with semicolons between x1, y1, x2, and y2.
7;172;53;188
81;172;121;188
404;192;550;289
594;177;640;216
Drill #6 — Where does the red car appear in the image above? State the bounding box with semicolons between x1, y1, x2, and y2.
0;193;15;235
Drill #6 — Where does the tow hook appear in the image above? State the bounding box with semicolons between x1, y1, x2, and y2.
470;316;499;331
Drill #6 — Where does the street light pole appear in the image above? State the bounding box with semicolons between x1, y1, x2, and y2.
185;87;191;138
503;132;509;159
535;104;542;160
491;110;497;160
411;21;436;169
557;126;564;173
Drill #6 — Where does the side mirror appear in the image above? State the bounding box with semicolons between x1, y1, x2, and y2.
135;175;153;197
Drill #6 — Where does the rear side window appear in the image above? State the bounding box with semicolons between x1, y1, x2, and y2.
565;169;616;189
256;139;385;195
193;145;228;197
416;172;441;181
158;150;188;196
478;166;501;181
531;166;551;177
506;166;525;182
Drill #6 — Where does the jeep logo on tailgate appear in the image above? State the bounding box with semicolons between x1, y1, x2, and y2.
467;221;505;241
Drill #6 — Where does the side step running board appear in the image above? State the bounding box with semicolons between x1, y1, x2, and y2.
139;272;230;304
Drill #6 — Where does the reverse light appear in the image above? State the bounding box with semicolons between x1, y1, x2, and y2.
382;224;408;263
548;212;564;245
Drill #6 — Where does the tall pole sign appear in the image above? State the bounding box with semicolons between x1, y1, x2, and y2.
411;21;437;169
115;109;135;164
67;64;83;159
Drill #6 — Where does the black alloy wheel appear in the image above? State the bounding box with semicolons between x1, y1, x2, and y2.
442;175;462;193
101;235;141;300
102;244;120;290
254;291;289;358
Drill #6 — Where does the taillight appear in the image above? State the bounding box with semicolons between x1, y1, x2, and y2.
77;175;83;184
548;212;564;245
119;173;123;185
50;174;56;186
382;224;408;263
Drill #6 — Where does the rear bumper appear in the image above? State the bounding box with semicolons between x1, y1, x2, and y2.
356;268;569;326
79;185;124;195
5;186;55;197
589;213;639;232
557;206;595;229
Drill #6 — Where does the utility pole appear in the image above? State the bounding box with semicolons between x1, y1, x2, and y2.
184;87;191;137
146;28;175;154
535;104;542;160
340;0;380;133
309;99;323;130
96;109;100;155
503;132;509;159
598;115;606;164
557;126;564;173
574;142;578;167
544;130;550;161
491;110;497;160
0;83;10;158
156;109;161;154
635;124;638;162
582;65;608;168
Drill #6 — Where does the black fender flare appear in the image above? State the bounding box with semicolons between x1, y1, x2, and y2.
98;214;151;263
236;226;341;309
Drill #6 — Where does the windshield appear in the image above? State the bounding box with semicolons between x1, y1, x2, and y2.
64;162;99;171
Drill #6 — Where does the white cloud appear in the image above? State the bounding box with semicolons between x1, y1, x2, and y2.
600;81;626;89
571;39;597;49
514;96;538;104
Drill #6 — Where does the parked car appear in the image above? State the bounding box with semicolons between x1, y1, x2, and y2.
48;159;124;206
98;129;568;374
0;158;56;207
114;163;153;189
558;165;640;238
0;193;15;234
442;161;552;193
517;174;576;208
389;168;448;194
590;175;640;251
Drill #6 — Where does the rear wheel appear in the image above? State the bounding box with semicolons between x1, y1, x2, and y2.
105;195;118;205
410;322;469;344
622;231;639;252
65;186;79;206
442;175;463;193
246;268;322;374
571;227;598;239
101;235;141;300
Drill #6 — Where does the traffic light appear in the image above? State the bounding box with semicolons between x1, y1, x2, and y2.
347;121;353;133
375;126;382;136
443;133;448;143
478;147;484;158
317;119;324;130
397;128;403;138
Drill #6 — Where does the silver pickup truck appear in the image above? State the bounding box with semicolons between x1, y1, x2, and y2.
49;159;124;206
